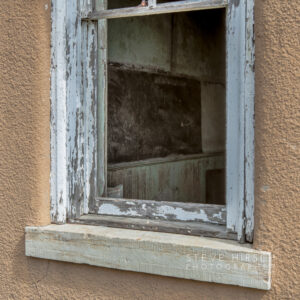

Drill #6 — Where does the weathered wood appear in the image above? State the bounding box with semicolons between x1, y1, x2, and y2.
50;0;255;244
108;153;225;204
81;19;98;214
51;0;101;221
107;185;124;198
244;0;255;243
80;0;94;14
108;153;222;170
67;0;99;219
93;197;226;224
226;0;246;242
71;215;233;239
25;224;271;290
84;0;227;20
148;0;157;8
97;0;108;197
50;0;68;223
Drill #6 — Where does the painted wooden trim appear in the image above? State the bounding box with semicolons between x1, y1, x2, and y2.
51;0;99;222
97;0;108;198
93;198;226;224
71;215;235;239
25;225;271;290
67;0;86;219
66;0;99;219
148;0;157;8
226;0;246;242
81;19;98;214
50;0;255;243
244;0;255;243
80;0;94;13
84;0;227;20
50;0;68;223
225;0;255;242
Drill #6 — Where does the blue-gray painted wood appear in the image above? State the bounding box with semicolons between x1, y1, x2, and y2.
97;0;108;198
94;197;226;224
51;0;99;222
226;0;255;242
244;0;255;242
50;0;68;223
226;0;246;241
51;0;255;243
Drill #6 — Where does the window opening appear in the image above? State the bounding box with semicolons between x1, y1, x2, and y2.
106;8;226;205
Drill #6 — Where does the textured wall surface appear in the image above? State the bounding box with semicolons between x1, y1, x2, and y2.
0;1;299;299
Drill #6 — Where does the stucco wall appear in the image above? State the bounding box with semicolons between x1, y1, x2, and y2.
0;0;299;299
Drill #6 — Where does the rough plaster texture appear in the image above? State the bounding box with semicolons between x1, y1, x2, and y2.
0;1;299;299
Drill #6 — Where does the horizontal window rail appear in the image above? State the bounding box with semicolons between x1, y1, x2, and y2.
82;0;228;20
91;197;226;225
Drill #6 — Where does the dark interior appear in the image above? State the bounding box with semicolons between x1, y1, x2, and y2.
107;8;226;204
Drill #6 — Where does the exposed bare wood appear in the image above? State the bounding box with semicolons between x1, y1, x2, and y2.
81;19;98;214
93;197;226;224
51;0;100;221
108;153;224;170
50;0;68;223
226;0;246;242
51;0;255;244
244;0;255;243
80;0;94;14
72;215;233;239
97;0;108;197
84;0;228;20
26;224;271;290
67;0;99;219
107;185;124;198
148;0;157;8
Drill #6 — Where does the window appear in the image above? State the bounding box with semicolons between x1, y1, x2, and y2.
27;0;272;290
50;0;255;243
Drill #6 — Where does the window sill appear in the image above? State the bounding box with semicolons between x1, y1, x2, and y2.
25;224;271;290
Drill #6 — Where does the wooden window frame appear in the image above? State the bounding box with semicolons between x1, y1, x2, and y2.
50;0;255;242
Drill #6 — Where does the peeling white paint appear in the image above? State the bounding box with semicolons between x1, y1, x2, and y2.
226;0;255;242
95;198;226;224
51;0;99;222
50;0;255;244
98;204;139;217
153;206;210;222
213;209;225;220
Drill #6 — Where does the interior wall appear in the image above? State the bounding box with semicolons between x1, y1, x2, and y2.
0;0;299;299
107;9;226;203
108;67;202;163
108;9;225;81
108;9;226;163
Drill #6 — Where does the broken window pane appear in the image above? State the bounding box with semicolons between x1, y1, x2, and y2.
106;8;226;204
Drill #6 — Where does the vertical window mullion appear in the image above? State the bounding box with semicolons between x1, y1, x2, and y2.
97;0;108;198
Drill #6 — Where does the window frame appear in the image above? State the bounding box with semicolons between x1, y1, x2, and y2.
50;0;255;243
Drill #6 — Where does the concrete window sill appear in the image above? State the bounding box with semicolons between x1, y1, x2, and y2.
25;224;271;290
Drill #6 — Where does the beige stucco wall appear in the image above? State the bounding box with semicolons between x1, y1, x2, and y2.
0;0;299;299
